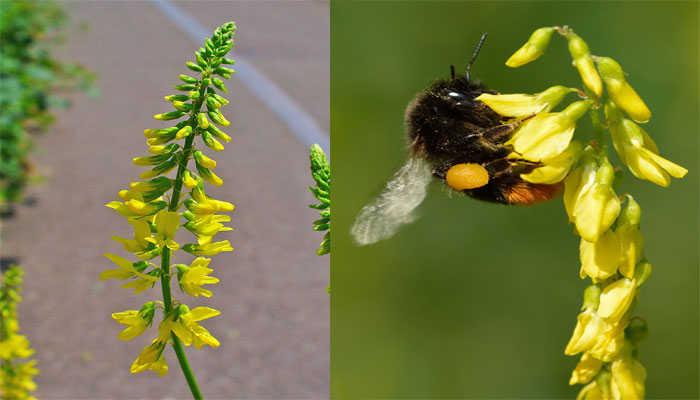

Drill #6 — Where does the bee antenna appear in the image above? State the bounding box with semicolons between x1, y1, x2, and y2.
466;32;488;82
450;64;455;80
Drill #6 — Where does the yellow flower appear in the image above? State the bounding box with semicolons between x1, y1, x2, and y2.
183;241;233;256
0;334;35;359
111;302;155;341
570;352;603;385
144;210;180;251
520;140;583;184
476;85;574;117
587;318;626;362
183;171;199;189
110;217;158;259
505;27;555;68
605;101;687;187
507;100;590;161
610;356;646;400
121;273;159;294
579;230;621;281
130;339;168;376
567;32;602;97
571;160;621;242
565;310;604;356
597;57;651;123
596;278;636;322
165;306;221;349
183;213;233;245
614;197;643;278
178;258;220;297
100;253;154;281
185;187;234;215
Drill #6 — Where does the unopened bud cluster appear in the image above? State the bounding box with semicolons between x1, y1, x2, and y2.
488;27;687;399
0;265;39;399
102;22;237;378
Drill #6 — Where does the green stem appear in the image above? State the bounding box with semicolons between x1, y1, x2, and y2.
158;71;211;399
584;88;608;159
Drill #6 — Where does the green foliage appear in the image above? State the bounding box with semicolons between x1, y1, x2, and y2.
309;144;330;256
0;0;95;211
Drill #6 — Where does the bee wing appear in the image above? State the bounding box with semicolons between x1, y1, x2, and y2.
351;156;432;246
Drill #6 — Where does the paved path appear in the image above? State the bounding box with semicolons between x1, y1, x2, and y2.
1;1;329;398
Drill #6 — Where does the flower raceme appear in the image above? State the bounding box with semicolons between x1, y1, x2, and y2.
502;26;687;400
101;22;237;397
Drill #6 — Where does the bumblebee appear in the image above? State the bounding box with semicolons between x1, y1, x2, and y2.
352;34;562;246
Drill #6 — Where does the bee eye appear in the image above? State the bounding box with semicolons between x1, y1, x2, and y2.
447;91;466;99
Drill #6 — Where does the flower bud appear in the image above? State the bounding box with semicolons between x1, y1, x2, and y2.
178;75;198;84
615;196;643;278
205;96;222;110
173;84;197;92
176;126;192;140
476;85;575;117
197;112;209;129
186;62;203;73
196;164;223;186
194;150;217;169
208;110;230;127
633;259;652;287
505;27;555;68
148;143;179;155
154;111;186;121
172;101;193;112
164;94;189;102
212;78;227;93
201;131;225;151
567;32;602;97
597;57;651;123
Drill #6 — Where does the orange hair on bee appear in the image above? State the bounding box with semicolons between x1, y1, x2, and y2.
505;181;563;205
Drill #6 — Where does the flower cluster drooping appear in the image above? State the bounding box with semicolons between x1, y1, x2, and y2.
102;22;236;396
480;26;687;399
0;265;39;400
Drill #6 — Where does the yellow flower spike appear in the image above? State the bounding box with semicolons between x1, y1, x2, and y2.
597;57;651;123
569;352;604;385
476;85;575;117
507;100;590;161
615;197;643;278
610;355;646;400
520;140;583;184
596;278;636;322
564;310;604;356
179;258;220;297
0;334;35;359
579;230;621;281
505;27;555;67
567;32;603;97
572;160;621;242
605;101;687;186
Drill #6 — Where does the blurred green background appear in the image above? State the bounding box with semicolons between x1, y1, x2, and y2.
331;1;698;398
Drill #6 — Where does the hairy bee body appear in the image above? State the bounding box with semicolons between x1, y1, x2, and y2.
405;76;561;205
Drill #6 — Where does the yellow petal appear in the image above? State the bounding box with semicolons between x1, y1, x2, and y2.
580;231;621;281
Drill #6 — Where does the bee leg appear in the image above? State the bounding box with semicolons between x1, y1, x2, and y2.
481;113;536;143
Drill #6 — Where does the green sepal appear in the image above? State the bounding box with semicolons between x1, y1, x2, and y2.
174;84;197;91
186;62;203;72
212;78;227;92
181;211;196;221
